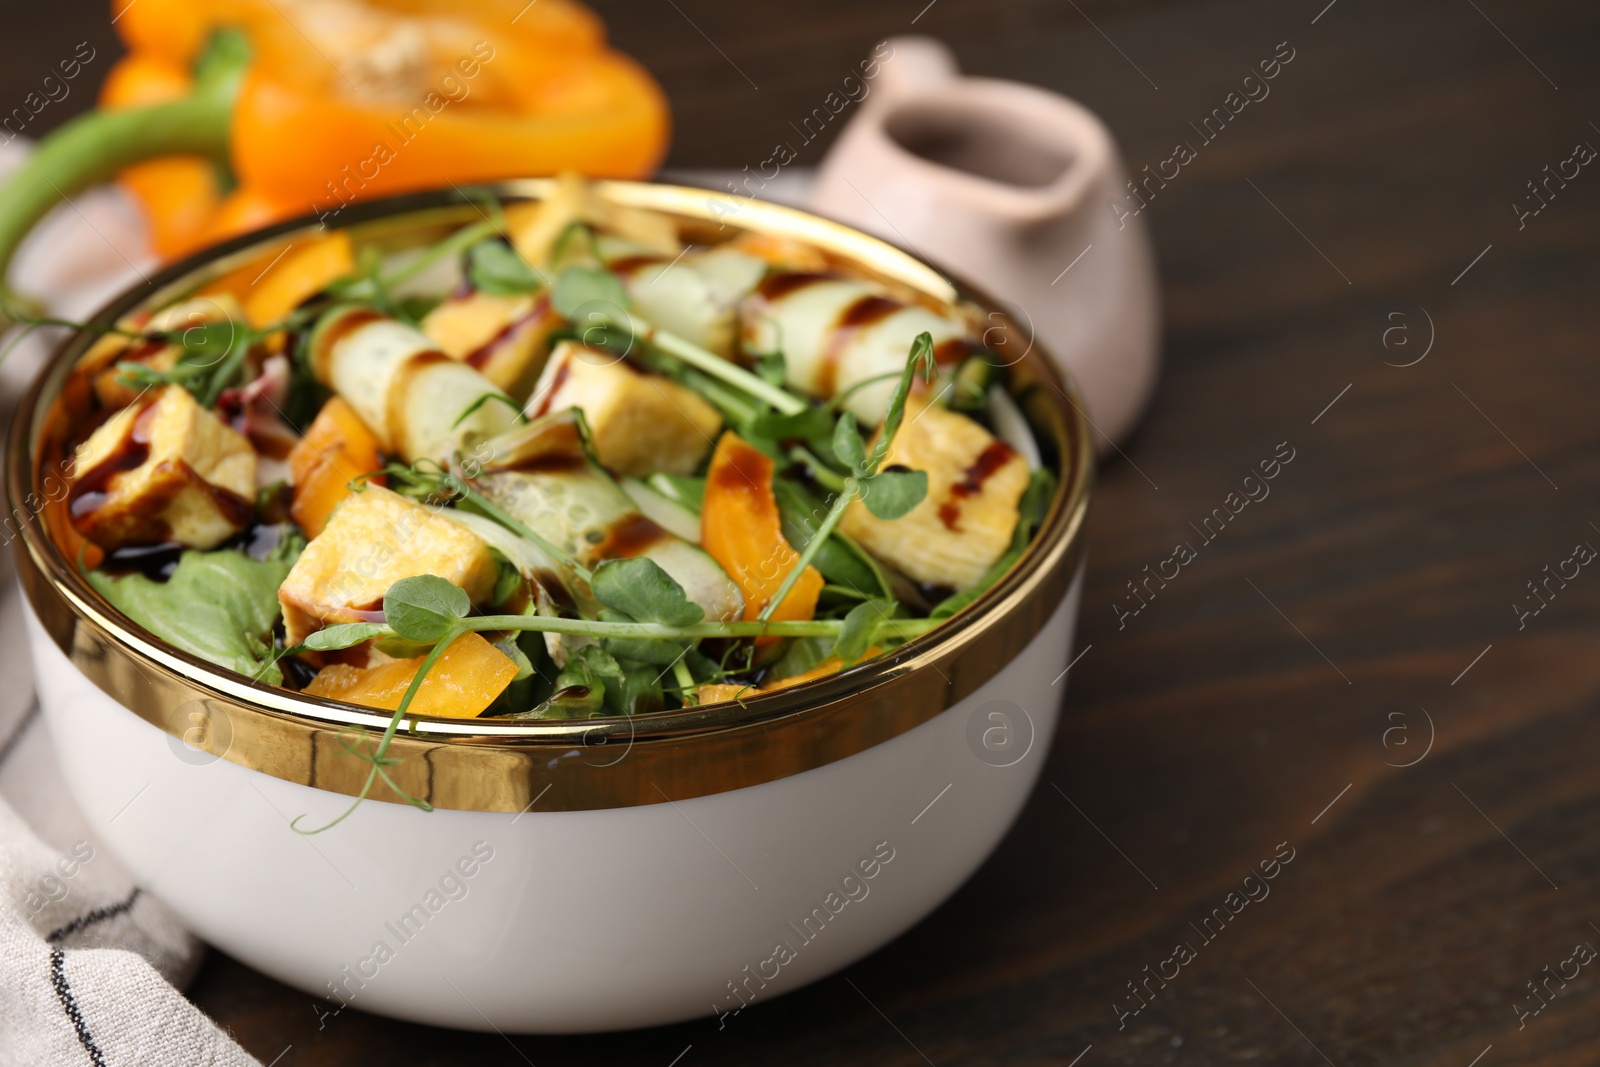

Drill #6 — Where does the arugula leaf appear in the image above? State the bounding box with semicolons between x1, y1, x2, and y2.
858;468;928;520
466;239;542;296
590;557;704;627
770;635;833;680
264;525;307;565
929;548;1019;621
87;548;295;684
552;266;630;320
1018;466;1058;529
771;477;889;597
832;599;893;664
383;575;471;643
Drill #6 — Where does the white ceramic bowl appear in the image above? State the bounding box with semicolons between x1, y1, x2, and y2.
8;182;1092;1033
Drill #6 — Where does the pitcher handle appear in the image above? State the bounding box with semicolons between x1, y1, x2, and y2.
868;36;959;106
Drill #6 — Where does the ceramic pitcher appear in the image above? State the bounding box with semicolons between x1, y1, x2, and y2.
811;36;1161;452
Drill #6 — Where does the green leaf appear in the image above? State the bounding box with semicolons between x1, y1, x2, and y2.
772;478;887;596
859;468;928;520
175;320;239;364
752;349;787;386
265;525;307;566
489;551;523;607
529;668;606;719
599;605;689;664
950;353;1000;411
552;265;629;320
300;622;388;652
770;635;833;680
86;547;295;684
589;557;704;627
1018;466;1057;531
383;575;471;643
929;547;1022;621
466;239;542;297
751;405;833;443
553;644;626;714
832;599;893;664
832;413;867;472
615;659;666;715
493;634;535;681
374;635;438;659
868;332;937;474
548;221;603;272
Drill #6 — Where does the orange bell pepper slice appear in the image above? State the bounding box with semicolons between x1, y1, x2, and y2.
303;631;517;719
701;432;824;624
241;231;355;328
288;396;386;537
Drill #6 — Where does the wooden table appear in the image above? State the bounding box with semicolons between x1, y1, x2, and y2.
10;0;1600;1063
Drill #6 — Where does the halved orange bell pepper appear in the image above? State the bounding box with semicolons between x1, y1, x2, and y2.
304;631;517;718
701;431;824;625
0;0;669;305
288;395;385;537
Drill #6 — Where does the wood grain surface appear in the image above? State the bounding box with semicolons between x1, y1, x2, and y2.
7;0;1600;1064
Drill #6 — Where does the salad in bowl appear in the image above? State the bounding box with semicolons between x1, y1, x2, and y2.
8;177;1089;1031
47;175;1056;823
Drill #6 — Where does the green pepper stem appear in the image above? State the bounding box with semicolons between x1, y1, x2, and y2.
0;29;249;324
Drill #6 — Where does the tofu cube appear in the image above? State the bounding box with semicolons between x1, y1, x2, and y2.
525;341;723;477
277;484;497;646
69;384;257;550
839;400;1030;591
421;290;559;401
